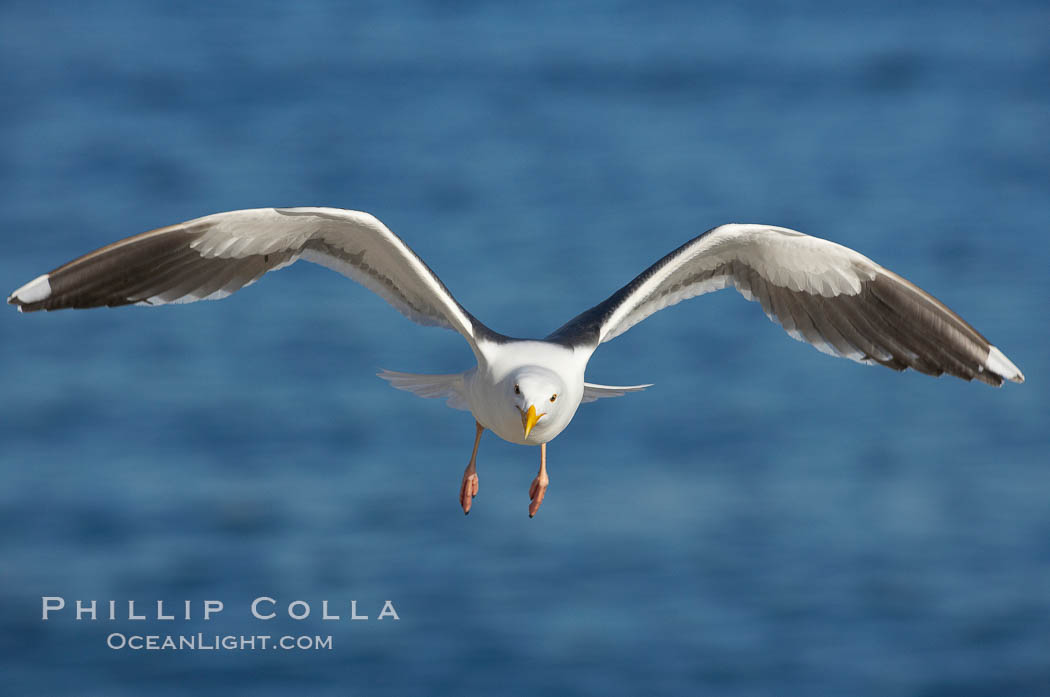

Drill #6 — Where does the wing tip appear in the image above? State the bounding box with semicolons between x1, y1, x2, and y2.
985;345;1024;385
8;273;52;312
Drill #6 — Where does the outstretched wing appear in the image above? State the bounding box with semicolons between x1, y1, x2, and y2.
8;207;493;351
547;224;1024;387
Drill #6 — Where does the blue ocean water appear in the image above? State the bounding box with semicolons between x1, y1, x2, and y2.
1;1;1048;695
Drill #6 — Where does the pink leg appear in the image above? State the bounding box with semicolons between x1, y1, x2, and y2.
460;421;484;515
528;442;550;518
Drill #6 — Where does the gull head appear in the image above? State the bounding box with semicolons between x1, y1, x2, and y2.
509;367;566;441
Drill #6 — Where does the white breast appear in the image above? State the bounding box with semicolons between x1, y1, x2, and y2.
465;340;589;446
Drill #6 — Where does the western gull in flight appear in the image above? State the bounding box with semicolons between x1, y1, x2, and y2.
8;207;1025;516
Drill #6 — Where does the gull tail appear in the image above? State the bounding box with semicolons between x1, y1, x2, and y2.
378;370;471;411
581;382;653;403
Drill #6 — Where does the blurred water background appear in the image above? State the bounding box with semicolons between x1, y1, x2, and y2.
1;1;1048;695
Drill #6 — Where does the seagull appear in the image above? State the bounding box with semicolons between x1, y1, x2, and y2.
8;207;1025;516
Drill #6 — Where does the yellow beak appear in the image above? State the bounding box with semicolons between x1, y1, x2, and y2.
521;404;542;438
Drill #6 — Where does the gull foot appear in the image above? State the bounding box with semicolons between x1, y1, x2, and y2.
460;469;479;515
528;473;549;518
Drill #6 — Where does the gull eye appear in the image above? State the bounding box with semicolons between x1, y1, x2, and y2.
550;393;557;403
514;384;520;395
